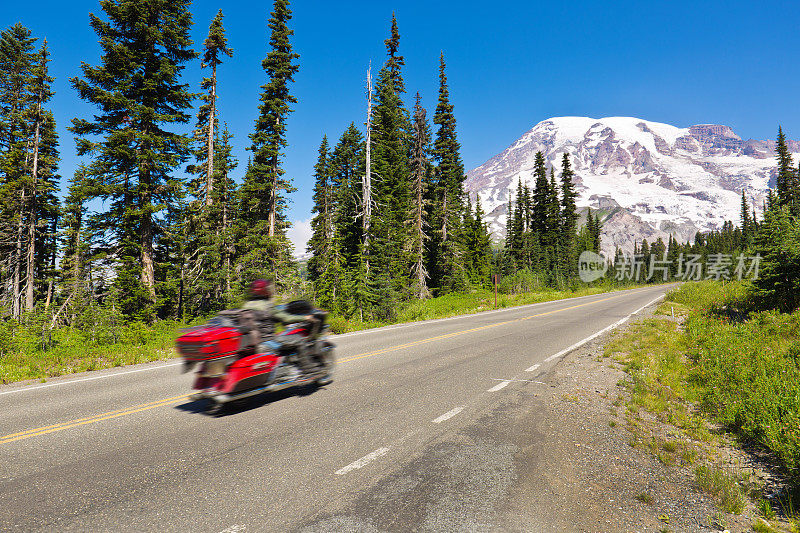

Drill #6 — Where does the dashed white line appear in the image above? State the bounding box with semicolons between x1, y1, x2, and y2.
525;363;540;372
432;406;464;423
487;380;511;392
335;447;391;475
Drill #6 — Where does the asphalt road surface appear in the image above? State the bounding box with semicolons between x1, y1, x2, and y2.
0;285;672;532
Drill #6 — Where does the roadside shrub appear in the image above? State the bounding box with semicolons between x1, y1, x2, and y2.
686;305;800;477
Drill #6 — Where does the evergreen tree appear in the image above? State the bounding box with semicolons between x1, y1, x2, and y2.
559;153;578;277
191;9;233;207
329;124;366;312
775;126;798;215
16;41;59;312
544;167;560;275
531;152;549;236
0;23;37;317
384;13;405;95
431;52;467;292
237;0;300;287
753;204;800;312
70;0;197;319
57;167;90;324
307;135;333;284
740;189;753;246
409;93;431;299
465;197;492;286
369;20;412;304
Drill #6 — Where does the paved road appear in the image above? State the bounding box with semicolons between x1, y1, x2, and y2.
0;285;671;532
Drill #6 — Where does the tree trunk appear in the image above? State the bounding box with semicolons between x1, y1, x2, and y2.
12;191;24;319
363;64;372;272
223;197;231;293
205;64;216;207
139;160;156;301
442;192;448;242
25;100;43;312
268;156;277;238
141;211;156;300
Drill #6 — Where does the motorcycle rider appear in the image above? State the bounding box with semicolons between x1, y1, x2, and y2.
242;279;320;376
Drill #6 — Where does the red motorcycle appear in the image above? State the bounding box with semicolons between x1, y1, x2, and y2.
176;301;334;414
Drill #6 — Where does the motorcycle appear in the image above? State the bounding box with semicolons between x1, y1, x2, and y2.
176;300;335;413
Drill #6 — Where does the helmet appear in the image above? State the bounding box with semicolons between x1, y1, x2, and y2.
249;279;272;299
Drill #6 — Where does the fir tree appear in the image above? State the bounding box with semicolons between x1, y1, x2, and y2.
237;0;300;286
330;123;365;312
191;9;233;208
559;153;578;277
70;0;197;318
465;197;492;286
308;135;332;284
431;52;467;292
410;93;431;298
775;126;797;214
740;189;752;246
384;13;405;95
0;23;37;318
369;20;412;302
753;204;800;312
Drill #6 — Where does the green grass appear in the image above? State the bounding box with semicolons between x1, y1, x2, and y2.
0;319;189;384
694;465;745;514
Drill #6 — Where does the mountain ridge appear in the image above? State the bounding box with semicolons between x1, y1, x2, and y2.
465;116;797;255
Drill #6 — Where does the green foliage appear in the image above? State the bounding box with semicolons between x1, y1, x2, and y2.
0;314;189;384
694;465;745;514
236;0;299;287
753;204;800;312
70;0;197;316
653;282;800;480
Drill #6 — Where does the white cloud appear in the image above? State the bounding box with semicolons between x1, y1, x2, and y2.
287;218;313;259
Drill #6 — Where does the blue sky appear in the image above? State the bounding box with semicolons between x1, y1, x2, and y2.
4;0;800;250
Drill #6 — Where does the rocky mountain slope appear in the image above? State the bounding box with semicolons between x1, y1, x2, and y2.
465;116;799;255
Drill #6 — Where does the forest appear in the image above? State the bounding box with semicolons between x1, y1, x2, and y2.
1;0;799;376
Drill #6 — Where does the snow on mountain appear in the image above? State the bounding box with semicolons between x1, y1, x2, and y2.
465;116;799;256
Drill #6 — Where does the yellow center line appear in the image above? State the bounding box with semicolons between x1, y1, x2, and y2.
0;395;189;445
1;288;655;445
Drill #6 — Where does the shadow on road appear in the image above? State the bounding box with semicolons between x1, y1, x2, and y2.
173;383;326;417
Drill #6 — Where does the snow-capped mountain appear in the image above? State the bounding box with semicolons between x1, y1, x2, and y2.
465;116;799;256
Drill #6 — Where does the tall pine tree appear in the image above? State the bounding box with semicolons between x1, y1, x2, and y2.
410;92;432;299
237;0;300;287
431;52;467;292
71;0;197;319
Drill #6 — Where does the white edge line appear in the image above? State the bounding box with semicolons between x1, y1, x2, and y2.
487;380;511;392
525;363;540;372
0;361;184;396
432;406;464;424
542;294;665;364
331;285;664;340
335;447;390;475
